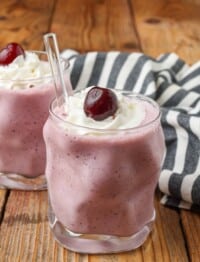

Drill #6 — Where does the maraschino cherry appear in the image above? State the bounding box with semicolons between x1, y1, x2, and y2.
84;86;118;121
0;43;25;66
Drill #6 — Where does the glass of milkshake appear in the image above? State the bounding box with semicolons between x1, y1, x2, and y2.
43;86;166;253
0;43;70;190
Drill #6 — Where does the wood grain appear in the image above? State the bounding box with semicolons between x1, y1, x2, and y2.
0;190;8;223
131;0;200;63
181;210;200;261
51;0;140;52
0;192;189;261
0;191;47;260
0;0;55;50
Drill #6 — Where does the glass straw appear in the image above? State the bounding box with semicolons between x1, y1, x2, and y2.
43;33;73;108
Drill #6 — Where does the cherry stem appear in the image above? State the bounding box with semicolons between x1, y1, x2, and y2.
43;33;73;108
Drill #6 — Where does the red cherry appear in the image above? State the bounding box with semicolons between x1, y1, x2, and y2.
0;43;25;66
84;86;118;121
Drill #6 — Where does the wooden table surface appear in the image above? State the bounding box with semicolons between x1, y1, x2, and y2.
0;0;200;261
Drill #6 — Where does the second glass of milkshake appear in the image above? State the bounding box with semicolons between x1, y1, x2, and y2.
0;43;70;190
43;86;166;253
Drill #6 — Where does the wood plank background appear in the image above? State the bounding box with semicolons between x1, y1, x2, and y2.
0;0;200;261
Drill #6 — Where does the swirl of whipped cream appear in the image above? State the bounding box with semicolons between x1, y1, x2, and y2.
0;52;51;89
61;88;145;132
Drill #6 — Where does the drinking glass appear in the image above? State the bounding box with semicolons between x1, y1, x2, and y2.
44;90;166;253
0;51;69;190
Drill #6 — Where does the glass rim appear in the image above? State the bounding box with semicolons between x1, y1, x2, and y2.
0;50;70;82
49;89;162;133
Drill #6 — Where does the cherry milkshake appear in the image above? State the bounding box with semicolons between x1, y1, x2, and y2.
0;43;69;190
44;87;166;253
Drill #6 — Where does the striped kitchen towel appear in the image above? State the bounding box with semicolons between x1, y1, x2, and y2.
62;50;200;211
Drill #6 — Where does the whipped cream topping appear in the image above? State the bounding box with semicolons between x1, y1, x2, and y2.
0;52;51;89
61;88;146;132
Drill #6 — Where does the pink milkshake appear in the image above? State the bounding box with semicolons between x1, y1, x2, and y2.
43;87;165;253
0;43;69;190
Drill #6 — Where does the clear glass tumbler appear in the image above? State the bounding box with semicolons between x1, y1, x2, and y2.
43;90;166;253
0;51;69;190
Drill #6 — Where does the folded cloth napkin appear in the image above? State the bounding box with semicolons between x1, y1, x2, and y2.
61;50;200;211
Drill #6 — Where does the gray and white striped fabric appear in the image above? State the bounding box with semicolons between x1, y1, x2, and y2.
62;50;200;211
